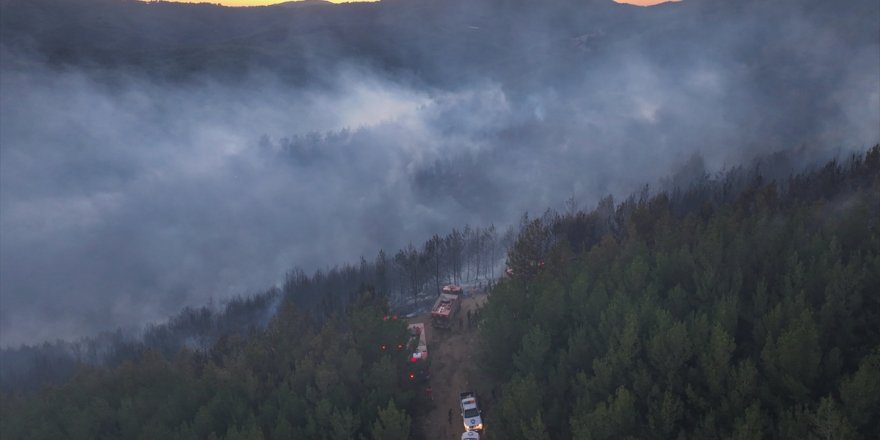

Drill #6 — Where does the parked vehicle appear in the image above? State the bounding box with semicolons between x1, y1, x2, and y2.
431;285;463;329
459;391;484;432
406;323;430;382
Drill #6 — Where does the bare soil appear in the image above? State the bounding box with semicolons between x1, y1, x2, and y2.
408;289;492;440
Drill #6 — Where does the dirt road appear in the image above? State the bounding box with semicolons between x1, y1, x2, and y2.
409;290;490;440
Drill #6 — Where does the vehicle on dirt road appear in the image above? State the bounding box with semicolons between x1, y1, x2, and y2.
460;391;484;432
431;285;463;329
406;323;430;382
462;430;480;439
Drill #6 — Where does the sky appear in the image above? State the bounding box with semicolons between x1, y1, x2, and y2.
161;0;377;5
160;0;678;7
614;0;680;5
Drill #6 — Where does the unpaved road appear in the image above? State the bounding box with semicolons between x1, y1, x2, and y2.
409;290;491;440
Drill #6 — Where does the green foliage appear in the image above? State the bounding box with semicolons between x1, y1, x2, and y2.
521;411;549;438
479;147;880;439
647;390;684;438
494;374;544;439
700;322;735;395
513;325;551;376
647;318;692;382
369;400;411;440
813;396;856;440
1;292;416;440
572;386;637;440
839;349;880;434
507;215;553;279
728;403;765;440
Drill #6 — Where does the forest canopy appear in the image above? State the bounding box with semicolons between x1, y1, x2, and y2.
479;145;880;439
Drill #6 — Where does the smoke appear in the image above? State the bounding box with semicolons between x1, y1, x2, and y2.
0;66;437;345
1;0;878;346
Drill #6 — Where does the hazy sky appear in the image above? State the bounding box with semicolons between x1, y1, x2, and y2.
159;0;377;5
160;0;678;7
615;0;680;5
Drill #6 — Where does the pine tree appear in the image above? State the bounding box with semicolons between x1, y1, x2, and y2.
370;400;410;440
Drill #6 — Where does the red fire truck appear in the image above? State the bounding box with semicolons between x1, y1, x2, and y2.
431;285;463;329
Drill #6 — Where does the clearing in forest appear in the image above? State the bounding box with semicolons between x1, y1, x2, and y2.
408;289;492;440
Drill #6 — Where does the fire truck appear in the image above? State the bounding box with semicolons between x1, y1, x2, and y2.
431;285;463;329
406;323;430;382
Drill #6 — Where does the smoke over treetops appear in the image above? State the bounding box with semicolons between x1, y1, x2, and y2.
0;0;877;346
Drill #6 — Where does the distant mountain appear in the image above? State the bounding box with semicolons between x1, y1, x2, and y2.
0;0;652;83
2;0;876;89
275;0;331;8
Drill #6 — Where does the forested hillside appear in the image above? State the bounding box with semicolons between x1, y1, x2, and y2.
0;223;504;393
479;146;880;439
3;146;877;440
1;290;421;440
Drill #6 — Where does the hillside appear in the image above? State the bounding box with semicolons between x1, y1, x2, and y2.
478;146;880;438
2;146;878;439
